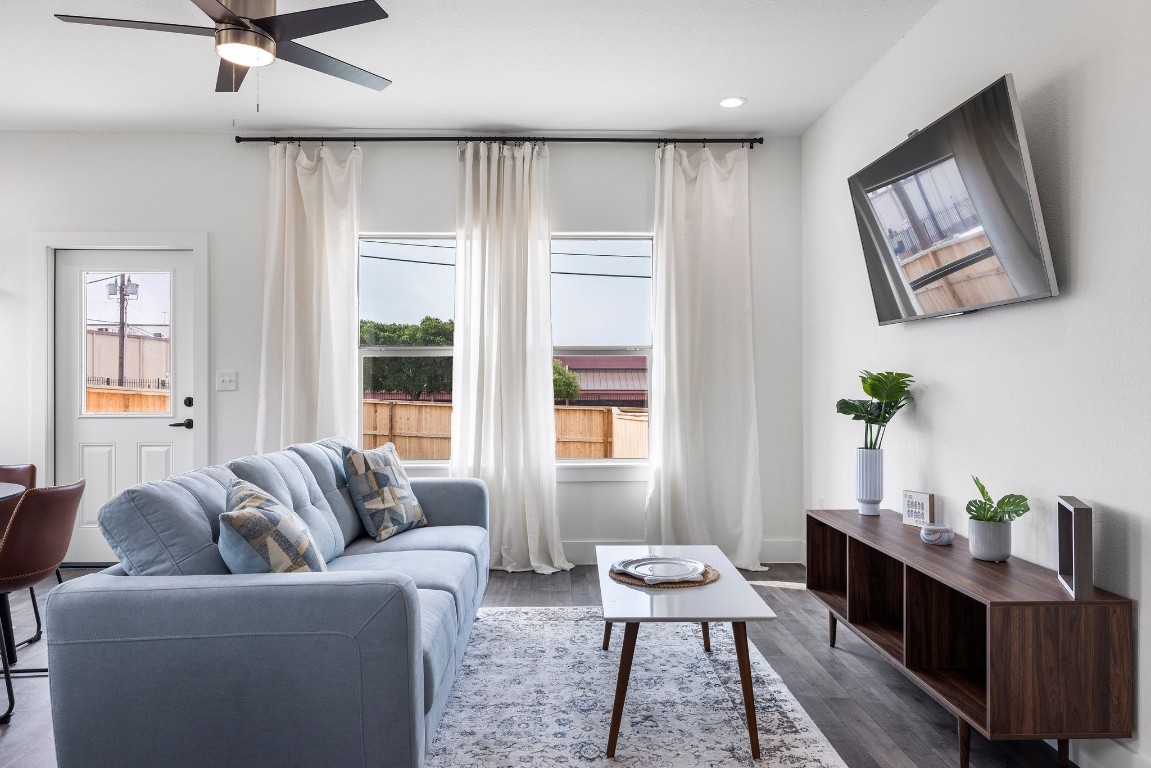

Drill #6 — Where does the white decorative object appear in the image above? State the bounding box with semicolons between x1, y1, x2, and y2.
450;141;571;574
645;146;765;570
611;555;707;584
255;144;362;452
920;524;953;546
856;448;883;515
969;519;1012;561
903;490;935;526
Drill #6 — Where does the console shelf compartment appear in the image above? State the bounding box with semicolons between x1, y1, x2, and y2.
805;509;1133;768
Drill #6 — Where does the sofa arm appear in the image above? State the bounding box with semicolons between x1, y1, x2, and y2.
47;572;424;768
410;477;488;529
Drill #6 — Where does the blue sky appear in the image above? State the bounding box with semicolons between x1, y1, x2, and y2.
359;238;652;347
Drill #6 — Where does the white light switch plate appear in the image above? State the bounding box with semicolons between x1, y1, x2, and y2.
215;371;238;391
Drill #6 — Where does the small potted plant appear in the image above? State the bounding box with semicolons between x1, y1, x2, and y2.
836;371;913;516
965;476;1029;561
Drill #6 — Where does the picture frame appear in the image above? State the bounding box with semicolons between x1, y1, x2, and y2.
1057;496;1093;599
902;490;935;527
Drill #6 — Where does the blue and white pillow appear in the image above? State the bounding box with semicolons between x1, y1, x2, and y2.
218;478;327;574
343;443;427;542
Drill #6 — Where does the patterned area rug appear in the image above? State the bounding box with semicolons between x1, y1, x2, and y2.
427;607;848;767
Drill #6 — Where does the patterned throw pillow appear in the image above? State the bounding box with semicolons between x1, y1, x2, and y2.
343;443;427;541
218;478;327;574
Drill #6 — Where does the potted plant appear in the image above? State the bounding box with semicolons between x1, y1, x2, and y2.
836;371;914;516
965;476;1029;561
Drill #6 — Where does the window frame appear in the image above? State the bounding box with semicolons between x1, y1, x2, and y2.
357;232;653;472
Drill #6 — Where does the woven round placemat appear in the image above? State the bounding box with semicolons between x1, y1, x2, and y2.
608;565;721;589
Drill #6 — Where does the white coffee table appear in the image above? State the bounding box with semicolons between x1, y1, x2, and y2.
596;544;777;759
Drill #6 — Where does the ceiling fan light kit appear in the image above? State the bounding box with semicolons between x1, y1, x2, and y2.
56;0;391;92
215;25;276;68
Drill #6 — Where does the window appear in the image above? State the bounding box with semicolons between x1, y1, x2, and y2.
358;235;652;461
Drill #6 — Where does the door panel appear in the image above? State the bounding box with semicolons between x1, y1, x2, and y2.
55;249;197;563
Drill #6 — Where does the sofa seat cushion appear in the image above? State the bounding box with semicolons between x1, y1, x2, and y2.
416;589;458;714
98;465;235;576
227;451;345;563
327;551;477;626
342;526;489;585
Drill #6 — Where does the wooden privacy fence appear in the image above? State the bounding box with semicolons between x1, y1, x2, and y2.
362;400;648;459
86;386;171;414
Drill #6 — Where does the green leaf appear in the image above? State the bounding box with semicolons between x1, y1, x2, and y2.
860;371;914;403
996;494;1030;521
973;476;993;504
966;499;997;522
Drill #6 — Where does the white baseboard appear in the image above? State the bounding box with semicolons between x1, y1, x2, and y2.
562;539;805;566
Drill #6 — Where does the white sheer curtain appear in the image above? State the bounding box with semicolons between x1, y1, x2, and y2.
645;145;766;570
255;144;362;453
451;141;572;574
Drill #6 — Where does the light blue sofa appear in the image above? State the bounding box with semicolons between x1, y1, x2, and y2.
45;438;488;768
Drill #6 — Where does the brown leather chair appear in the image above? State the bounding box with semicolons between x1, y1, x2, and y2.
0;479;84;724
0;464;36;532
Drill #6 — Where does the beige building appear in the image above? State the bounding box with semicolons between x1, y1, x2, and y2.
85;328;169;387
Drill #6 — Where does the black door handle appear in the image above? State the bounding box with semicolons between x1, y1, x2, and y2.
168;419;193;429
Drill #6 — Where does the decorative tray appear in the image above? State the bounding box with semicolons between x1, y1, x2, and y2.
610;555;707;585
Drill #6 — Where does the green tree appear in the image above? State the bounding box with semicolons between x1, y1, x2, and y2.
361;317;454;401
553;358;581;404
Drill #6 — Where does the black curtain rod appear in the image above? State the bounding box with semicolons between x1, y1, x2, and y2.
234;135;763;146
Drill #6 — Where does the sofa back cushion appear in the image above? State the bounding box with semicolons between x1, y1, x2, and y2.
98;465;235;576
227;449;345;562
287;437;361;548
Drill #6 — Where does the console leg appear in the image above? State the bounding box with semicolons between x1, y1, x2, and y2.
602;621;612;651
958;719;970;768
701;622;711;653
1057;739;1069;767
829;612;837;647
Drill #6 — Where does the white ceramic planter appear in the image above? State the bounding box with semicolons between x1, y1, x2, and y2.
969;519;1012;561
856;448;883;516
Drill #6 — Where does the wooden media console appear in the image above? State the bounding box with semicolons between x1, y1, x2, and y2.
806;509;1133;767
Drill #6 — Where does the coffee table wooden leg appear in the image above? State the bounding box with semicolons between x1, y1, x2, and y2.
602;621;612;651
701;622;711;653
732;621;760;760
606;622;639;758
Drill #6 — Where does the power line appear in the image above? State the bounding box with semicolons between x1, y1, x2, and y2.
361;239;652;259
360;253;650;279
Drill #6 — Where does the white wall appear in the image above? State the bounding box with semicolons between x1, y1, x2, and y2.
0;132;804;564
801;2;1151;766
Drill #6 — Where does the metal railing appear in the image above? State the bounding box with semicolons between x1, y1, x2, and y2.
886;199;981;261
86;376;170;390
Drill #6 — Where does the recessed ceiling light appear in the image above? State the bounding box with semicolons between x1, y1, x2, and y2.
719;96;748;109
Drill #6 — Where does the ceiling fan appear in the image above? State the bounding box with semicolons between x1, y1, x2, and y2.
56;0;391;92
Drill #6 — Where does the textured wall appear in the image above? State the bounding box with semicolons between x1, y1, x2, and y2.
801;2;1151;765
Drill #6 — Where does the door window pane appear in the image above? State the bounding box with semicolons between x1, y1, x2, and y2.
84;272;171;415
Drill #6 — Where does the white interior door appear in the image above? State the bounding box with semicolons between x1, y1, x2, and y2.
55;249;198;562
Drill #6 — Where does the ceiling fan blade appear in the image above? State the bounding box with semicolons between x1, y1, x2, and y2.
55;15;215;37
276;41;391;90
215;60;250;92
189;0;245;26
253;1;388;42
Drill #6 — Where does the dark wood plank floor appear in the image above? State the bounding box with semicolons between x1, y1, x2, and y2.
1;565;1075;768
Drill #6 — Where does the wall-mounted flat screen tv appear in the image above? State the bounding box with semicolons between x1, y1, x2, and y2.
848;75;1058;325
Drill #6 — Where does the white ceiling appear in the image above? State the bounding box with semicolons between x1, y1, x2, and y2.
0;0;938;136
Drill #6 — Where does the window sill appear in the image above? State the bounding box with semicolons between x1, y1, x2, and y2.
404;460;648;483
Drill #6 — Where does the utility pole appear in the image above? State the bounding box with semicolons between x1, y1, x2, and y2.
117;273;127;386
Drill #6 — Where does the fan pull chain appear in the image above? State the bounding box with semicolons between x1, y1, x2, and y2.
256;69;261;113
